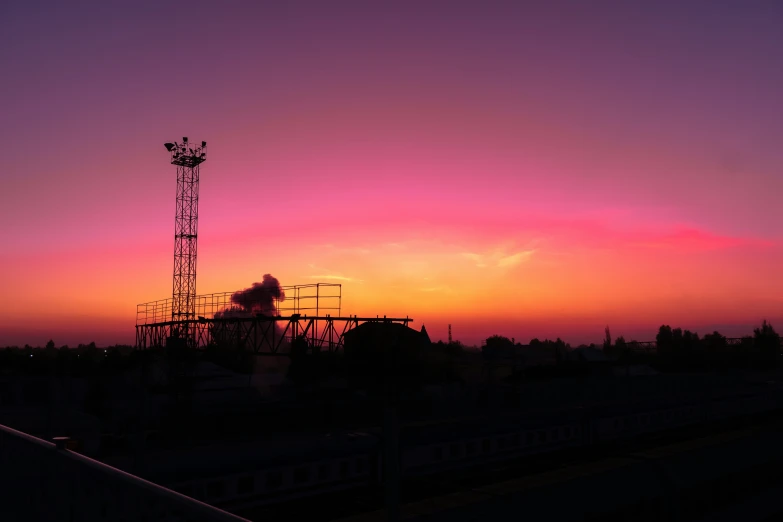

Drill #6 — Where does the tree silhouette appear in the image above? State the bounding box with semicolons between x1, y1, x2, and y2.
552;337;567;363
682;330;699;346
753;320;780;368
671;328;683;349
656;325;675;361
656;325;672;344
614;336;627;357
445;340;465;357
703;331;727;350
703;331;728;365
483;335;513;361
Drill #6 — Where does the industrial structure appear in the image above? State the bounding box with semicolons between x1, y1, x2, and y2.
136;138;412;353
164;137;207;349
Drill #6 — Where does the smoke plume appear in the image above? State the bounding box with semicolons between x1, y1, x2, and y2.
229;274;285;316
212;274;287;342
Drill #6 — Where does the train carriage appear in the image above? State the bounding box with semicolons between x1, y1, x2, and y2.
138;383;783;513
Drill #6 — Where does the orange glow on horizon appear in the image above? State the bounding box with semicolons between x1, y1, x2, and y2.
3;3;783;347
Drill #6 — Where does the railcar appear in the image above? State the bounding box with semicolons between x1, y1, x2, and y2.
162;385;783;511
399;422;584;476
165;431;381;510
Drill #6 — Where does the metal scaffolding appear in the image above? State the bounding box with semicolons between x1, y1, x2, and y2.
136;282;411;353
135;314;413;354
136;283;342;326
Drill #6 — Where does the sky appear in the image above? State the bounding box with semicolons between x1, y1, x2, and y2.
1;0;782;347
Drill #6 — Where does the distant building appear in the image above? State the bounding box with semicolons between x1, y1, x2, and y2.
342;322;431;357
342;322;431;389
420;324;431;344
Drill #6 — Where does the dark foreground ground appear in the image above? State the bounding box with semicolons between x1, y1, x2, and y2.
235;406;783;522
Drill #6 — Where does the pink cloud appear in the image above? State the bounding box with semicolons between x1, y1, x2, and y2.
624;226;777;251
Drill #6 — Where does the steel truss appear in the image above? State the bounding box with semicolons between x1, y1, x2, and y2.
165;138;207;348
135;315;413;354
172;162;200;325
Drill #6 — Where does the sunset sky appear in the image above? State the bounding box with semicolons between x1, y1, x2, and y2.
1;1;782;347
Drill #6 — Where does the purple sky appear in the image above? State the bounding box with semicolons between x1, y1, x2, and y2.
1;1;782;347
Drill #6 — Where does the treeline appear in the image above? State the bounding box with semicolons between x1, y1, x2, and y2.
606;321;781;371
480;320;781;372
4;319;780;378
482;334;569;361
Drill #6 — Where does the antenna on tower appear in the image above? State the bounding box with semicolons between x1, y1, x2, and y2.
448;324;452;344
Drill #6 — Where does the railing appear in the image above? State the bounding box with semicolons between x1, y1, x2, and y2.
0;424;251;522
137;283;341;326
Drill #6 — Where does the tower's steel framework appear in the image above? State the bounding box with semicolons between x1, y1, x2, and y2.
164;138;207;346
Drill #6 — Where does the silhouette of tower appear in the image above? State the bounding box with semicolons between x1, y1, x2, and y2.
448;324;452;343
164;138;207;345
